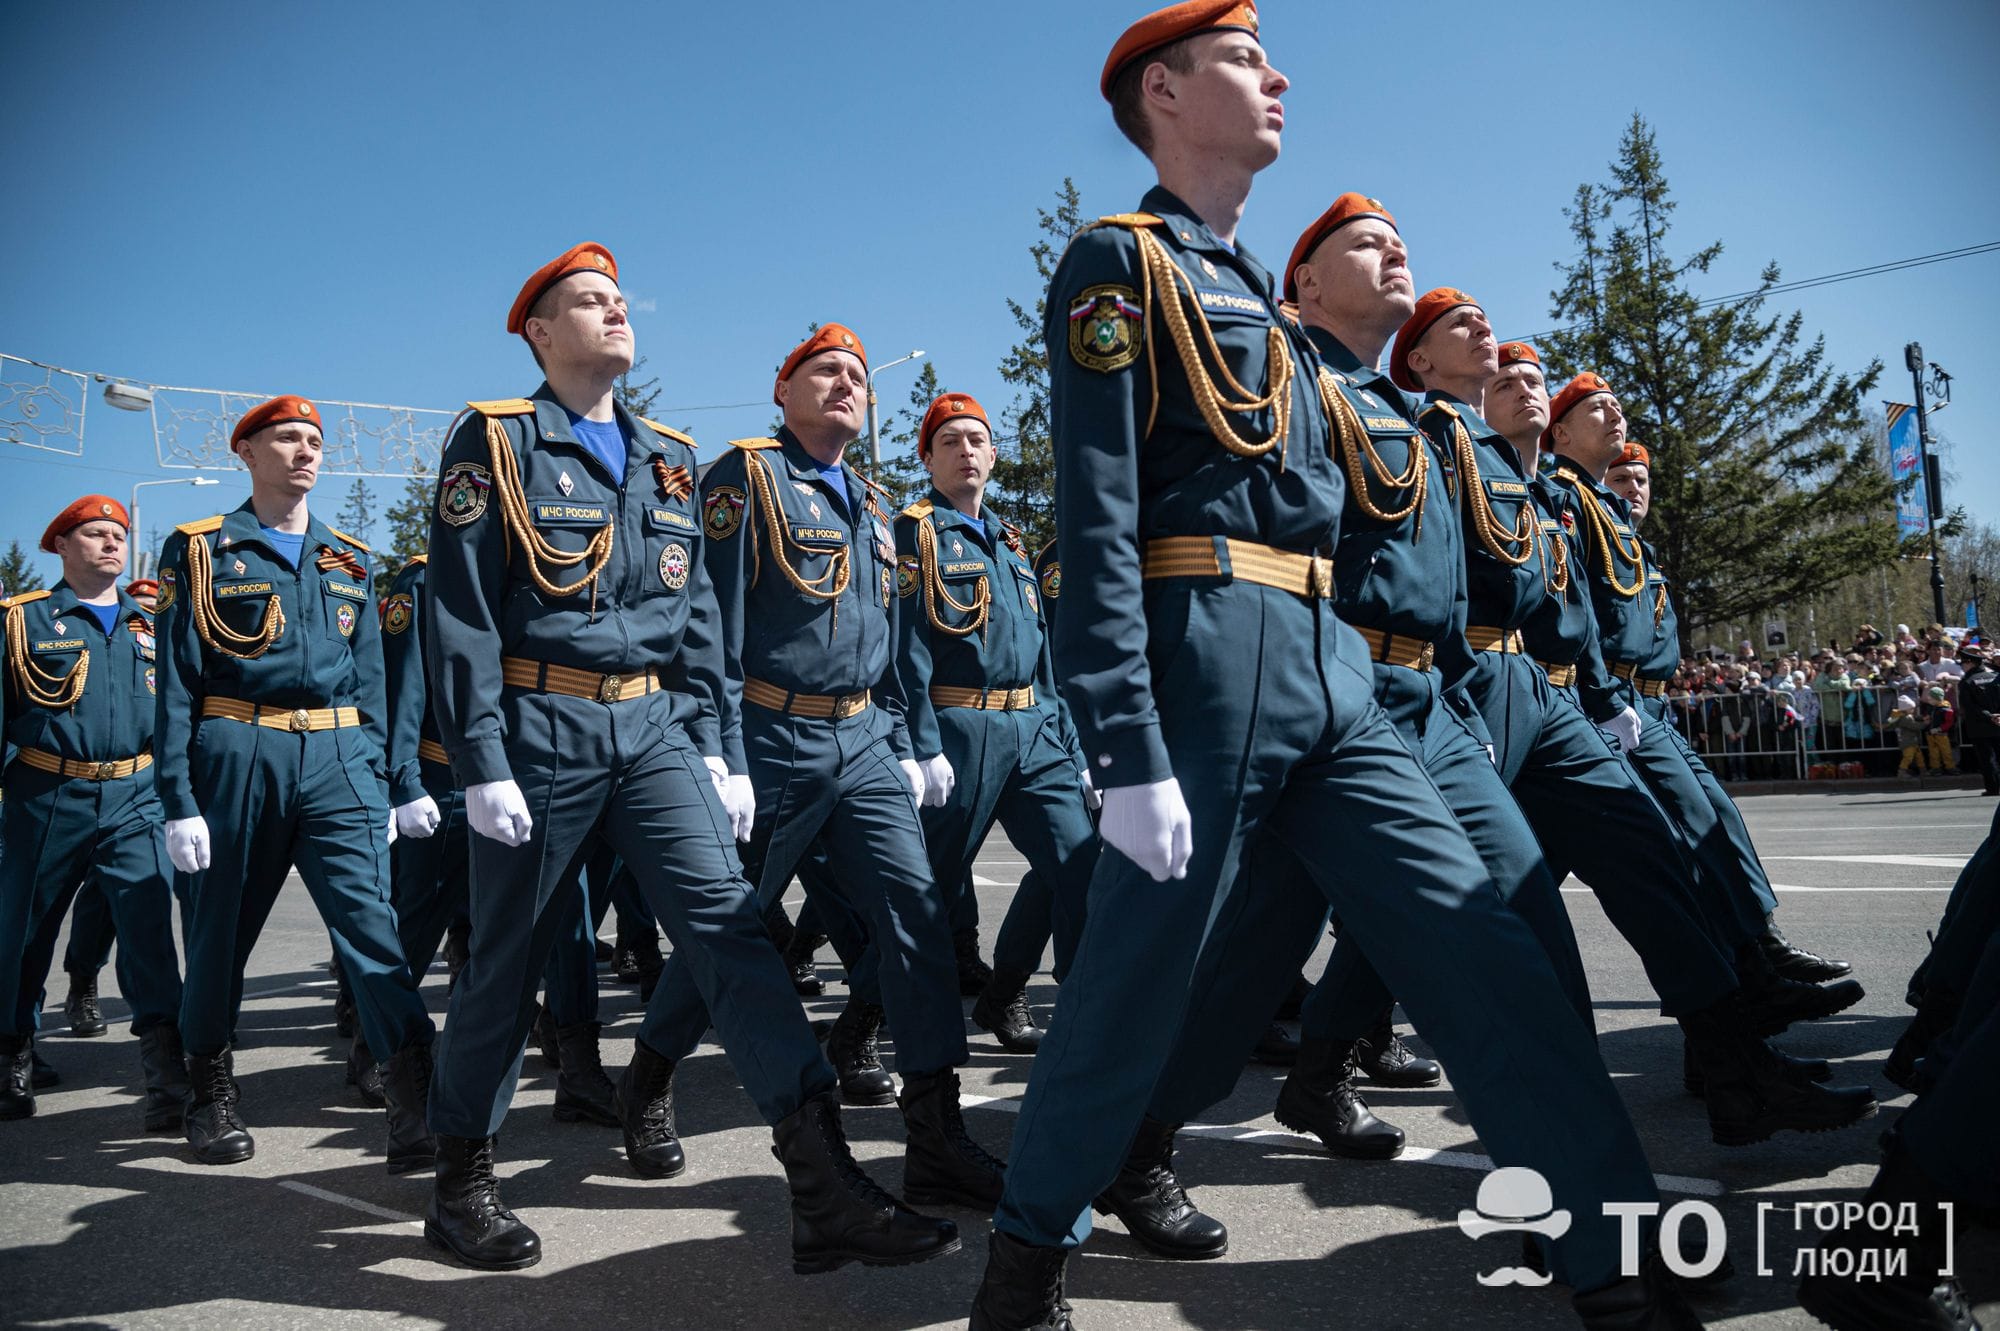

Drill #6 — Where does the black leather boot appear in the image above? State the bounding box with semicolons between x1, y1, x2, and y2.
1092;1116;1228;1259
1759;915;1852;983
784;928;827;997
184;1050;254;1165
347;1035;385;1108
899;1068;1005;1209
614;1037;686;1178
64;970;107;1037
1274;1037;1404;1159
1250;1022;1299;1067
1355;1012;1442;1087
1685;1017;1876;1148
616;928;664;1000
0;1034;33;1120
1797;1135;1978;1331
426;1134;540;1270
138;1026;190;1131
771;1091;960;1274
531;1003;559;1069
1735;943;1864;1036
955;928;994;998
552;1021;619;1126
970;1228;1074;1330
825;998;895;1106
380;1042;436;1175
1884;989;1960;1094
1573;1250;1706;1328
972;967;1045;1054
1682;1033;1827;1098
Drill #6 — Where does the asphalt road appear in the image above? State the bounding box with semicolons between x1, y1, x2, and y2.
2;788;1994;1330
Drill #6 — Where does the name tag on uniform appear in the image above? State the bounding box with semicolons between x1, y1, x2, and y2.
1487;480;1529;497
531;501;609;525
215;580;274;597
1363;416;1409;432
942;561;987;576
647;506;696;532
1192;287;1269;322
324;580;367;600
1540;519;1562;532
792;526;846;545
33;638;84;652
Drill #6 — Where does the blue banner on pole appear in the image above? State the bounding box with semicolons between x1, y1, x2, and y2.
1887;403;1928;540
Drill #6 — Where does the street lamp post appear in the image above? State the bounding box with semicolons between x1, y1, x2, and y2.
866;349;926;468
1905;342;1950;628
130;476;221;578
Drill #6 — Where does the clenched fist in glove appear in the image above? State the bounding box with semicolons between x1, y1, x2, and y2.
165;816;212;874
466;779;533;847
1099;778;1193;882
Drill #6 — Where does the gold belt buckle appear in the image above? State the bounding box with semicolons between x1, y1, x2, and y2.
1309;555;1333;598
93;761;115;780
289;709;312;732
599;674;623;703
1417;642;1436;671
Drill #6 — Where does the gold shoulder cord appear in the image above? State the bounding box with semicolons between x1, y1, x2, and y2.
1445;414;1534;567
1540;513;1572;597
917;517;990;639
1319;368;1427;537
484;414;614;614
741;450;851;634
4;602;88;708
187;533;286;659
1564;474;1647;597
1131;227;1294;466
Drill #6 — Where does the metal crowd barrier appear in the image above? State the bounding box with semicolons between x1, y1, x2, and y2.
1659;677;1966;781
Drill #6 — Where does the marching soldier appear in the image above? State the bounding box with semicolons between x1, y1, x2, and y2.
971;6;1690;1325
423;244;953;1274
154;399;436;1169
632;322;1006;1210
894;390;1097;1054
0;497;186;1127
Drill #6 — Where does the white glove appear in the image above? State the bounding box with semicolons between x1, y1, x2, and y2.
1080;767;1103;811
919;753;955;808
899;758;926;805
1485;744;1498;766
387;810;397;846
1099;777;1193;882
1597;705;1643;753
466;779;533;847
705;757;756;841
393;795;441;840
165;816;212;874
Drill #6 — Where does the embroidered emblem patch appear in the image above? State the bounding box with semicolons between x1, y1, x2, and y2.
881;565;893;607
896;556;919;597
157;567;176;611
335;603;356;636
145;666;156;695
1068;284;1144;373
438;461;492;527
52;620;65;636
704;486;745;539
557;469;575;496
1025;585;1039;614
1039;561;1062;601
383;594;413;634
232;559;247;576
809;500;822;520
659;542;690;590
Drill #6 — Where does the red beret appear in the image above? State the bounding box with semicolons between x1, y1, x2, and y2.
1389;287;1481;392
919;393;992;458
125;578;159;597
1101;0;1260;100
774;324;867;405
1612;441;1651;469
1282;193;1396;302
231;395;323;447
506;242;618;336
1496;341;1541;369
1548;372;1614;426
40;495;129;552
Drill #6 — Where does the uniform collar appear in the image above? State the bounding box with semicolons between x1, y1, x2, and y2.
775;427;858;488
43;581;143;629
925;489;995;546
1427;390;1507;449
526;382;651;481
218;501;342;563
1139;185;1275;296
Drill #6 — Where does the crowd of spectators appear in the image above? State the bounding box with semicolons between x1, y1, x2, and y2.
1664;621;2000;789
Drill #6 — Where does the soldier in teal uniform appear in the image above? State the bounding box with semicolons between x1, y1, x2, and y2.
634;322;1005;1213
422;245;952;1275
154;398;436;1171
894;390;1097;1055
0;497;186;1127
970;7;1691;1325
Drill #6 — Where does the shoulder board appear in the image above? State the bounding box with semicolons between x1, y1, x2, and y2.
326;525;372;553
900;498;935;522
640;417;697;449
175;515;225;537
1;589;52;610
1551;464;1583;484
726;437;781;451
401;553;429;570
1419;400;1460;422
1084;212;1163;232
467;398;535;417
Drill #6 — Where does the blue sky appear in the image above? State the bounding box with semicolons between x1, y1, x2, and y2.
3;1;1996;586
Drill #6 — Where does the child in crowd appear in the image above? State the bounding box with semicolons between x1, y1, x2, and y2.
1923;686;1958;773
1891;695;1926;775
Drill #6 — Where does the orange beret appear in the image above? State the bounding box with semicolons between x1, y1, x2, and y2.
1548;372;1614;426
774;324;867;405
506;242;618;336
40;495;129;552
919;393;992;458
231;395;323;447
1282;193;1396;302
1612;441;1650;470
125;578;159;597
1101;0;1260;100
1389;287;1481;392
1496;341;1541;369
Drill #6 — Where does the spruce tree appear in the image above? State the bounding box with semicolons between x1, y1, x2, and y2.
992;178;1085;554
0;540;45;597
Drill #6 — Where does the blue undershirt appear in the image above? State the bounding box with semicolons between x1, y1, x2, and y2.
76;601;120;637
814;456;850;516
260;525;304;568
567;411;629;482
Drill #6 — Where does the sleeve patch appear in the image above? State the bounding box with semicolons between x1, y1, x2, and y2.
703;486;746;539
1067;284;1144;373
438;461;492;527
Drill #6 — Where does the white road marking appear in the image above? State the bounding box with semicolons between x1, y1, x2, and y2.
1560;884;1948;893
1763;854;1968;868
276;1179;420;1224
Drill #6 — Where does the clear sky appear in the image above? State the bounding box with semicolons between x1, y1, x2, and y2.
3;0;1996;586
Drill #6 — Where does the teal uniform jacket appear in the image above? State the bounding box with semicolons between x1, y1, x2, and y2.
1544;461;1667;713
1440;399;1563;642
379;555;433;809
3;584;159;765
1518;475;1621;719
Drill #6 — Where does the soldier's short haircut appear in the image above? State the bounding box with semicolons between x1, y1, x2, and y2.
525;286;560;371
1109;35;1204;155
